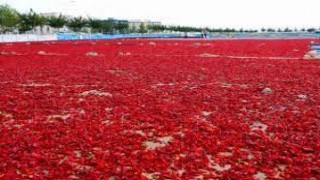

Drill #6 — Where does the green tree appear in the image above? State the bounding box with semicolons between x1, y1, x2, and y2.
0;4;20;33
307;28;316;33
115;22;129;34
67;16;87;32
36;15;48;34
18;9;40;32
139;23;147;33
148;25;166;32
267;28;275;32
130;25;138;33
48;14;67;32
99;20;114;33
283;28;292;32
88;18;103;33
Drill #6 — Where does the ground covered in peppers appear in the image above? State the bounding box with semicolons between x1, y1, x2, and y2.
0;39;320;179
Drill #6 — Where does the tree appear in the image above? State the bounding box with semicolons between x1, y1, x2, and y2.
48;14;67;32
0;4;20;33
36;15;48;34
88;18;103;33
18;9;40;33
115;21;129;34
67;16;87;32
101;20;114;33
139;23;147;33
284;27;292;32
148;25;166;32
267;28;275;32
130;25;138;33
307;28;316;33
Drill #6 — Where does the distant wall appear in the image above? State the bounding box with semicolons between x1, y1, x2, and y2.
56;33;191;40
1;33;320;43
0;34;57;43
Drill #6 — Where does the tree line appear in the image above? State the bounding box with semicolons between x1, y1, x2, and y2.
1;4;319;34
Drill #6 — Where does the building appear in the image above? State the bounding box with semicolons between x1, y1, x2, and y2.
128;20;161;30
32;25;70;35
31;12;72;34
107;18;129;25
40;12;73;20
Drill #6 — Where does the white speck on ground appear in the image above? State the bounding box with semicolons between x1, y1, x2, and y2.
297;94;308;101
101;120;111;125
135;130;146;136
152;83;175;88
219;82;233;88
20;83;52;87
86;52;99;56
199;53;219;58
176;131;185;138
144;136;173;150
141;172;159;180
250;121;268;132
0;111;13;119
177;169;186;176
212;164;231;172
254;172;267;180
274;164;287;178
261;87;272;94
207;155;232;172
73;150;82;158
37;51;47;55
218;152;233;157
248;154;254;160
269;105;286;112
105;107;113;112
48;114;70;120
303;50;318;59
68;175;80;179
144;141;165;150
78;98;85;103
80;90;113;97
158;136;173;144
201;111;212;117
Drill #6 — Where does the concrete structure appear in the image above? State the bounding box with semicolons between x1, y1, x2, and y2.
0;34;57;42
30;12;73;34
32;25;70;35
128;20;161;30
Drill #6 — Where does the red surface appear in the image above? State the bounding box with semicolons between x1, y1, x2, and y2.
0;39;319;179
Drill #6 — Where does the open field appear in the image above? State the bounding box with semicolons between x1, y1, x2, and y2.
0;39;319;179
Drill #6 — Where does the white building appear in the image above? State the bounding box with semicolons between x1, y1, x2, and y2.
31;12;72;34
32;25;70;35
128;20;161;30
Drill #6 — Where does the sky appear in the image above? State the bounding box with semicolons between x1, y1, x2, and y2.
1;0;319;29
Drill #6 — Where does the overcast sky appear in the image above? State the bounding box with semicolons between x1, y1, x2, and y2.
1;0;319;29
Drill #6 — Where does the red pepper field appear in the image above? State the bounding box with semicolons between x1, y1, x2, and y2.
0;39;320;179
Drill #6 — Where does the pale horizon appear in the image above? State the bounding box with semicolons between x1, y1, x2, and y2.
1;0;319;29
